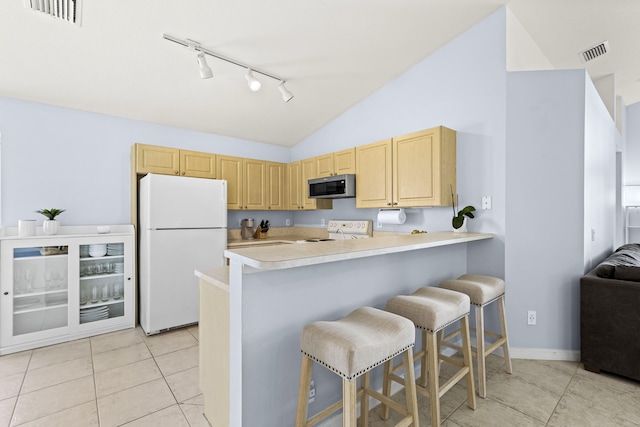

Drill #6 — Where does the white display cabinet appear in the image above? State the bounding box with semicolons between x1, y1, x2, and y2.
0;225;135;354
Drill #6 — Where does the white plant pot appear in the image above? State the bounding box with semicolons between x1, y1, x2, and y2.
42;220;59;235
453;217;467;233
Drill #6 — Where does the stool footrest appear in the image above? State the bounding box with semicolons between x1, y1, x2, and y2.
484;336;506;356
305;398;343;427
366;388;410;419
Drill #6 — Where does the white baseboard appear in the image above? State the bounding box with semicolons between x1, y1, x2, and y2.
510;347;580;361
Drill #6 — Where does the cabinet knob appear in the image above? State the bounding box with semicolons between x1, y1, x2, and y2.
175;171;179;175
387;202;392;206
181;172;186;176
127;277;131;281
3;291;8;296
393;202;398;206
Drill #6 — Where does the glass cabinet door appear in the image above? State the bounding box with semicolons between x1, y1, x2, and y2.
78;243;125;325
11;246;69;336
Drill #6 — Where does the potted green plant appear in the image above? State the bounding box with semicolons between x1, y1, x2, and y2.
450;188;475;232
35;208;65;235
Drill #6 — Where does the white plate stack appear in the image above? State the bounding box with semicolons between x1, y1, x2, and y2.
107;244;124;256
88;244;107;257
80;306;109;323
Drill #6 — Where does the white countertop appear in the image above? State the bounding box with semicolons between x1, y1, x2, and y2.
224;231;493;271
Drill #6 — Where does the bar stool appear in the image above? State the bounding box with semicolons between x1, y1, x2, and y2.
440;274;512;398
295;306;419;427
385;287;476;427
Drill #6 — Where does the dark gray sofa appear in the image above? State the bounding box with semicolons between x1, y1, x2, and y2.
580;243;640;382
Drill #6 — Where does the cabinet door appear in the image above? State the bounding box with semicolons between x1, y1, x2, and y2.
394;127;456;207
334;148;356;175
135;144;180;175
266;162;285;210
315;154;335;178
75;235;135;332
356;139;393;208
1;241;70;348
301;158;318;210
217;155;243;210
243;158;267;210
286;162;302;210
180;150;216;179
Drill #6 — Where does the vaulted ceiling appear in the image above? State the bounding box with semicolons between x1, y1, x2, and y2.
1;1;637;147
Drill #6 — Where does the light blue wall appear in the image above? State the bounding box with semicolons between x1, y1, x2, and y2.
505;69;617;351
0;97;290;227
292;7;508;280
626;102;640;185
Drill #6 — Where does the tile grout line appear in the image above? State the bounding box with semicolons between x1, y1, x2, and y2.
544;363;580;426
8;351;33;427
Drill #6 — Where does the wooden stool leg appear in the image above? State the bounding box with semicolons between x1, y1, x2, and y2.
402;348;420;427
426;332;440;427
475;305;487;398
343;378;357;427
381;359;392;420
498;296;513;374
296;355;313;427
460;316;477;410
418;329;428;387
360;372;370;427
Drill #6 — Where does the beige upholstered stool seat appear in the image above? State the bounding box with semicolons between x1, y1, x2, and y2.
386;286;470;332
438;274;512;399
440;274;505;305
296;307;419;427
384;287;476;427
300;306;415;380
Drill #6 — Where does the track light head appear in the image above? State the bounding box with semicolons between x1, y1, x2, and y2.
245;69;261;91
197;52;213;79
278;81;294;103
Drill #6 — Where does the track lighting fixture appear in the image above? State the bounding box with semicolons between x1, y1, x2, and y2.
163;33;295;102
278;81;294;102
245;69;261;91
197;52;213;79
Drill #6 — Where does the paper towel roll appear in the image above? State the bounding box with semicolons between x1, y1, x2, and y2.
377;208;406;225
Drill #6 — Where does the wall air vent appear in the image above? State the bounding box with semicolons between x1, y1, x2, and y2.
24;0;82;26
581;41;609;62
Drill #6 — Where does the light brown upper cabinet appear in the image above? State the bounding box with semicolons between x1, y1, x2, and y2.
356;126;456;208
134;144;216;178
217;155;267;210
286;160;332;210
315;148;356;178
266;162;285;210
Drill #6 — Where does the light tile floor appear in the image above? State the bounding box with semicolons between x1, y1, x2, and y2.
1;327;639;426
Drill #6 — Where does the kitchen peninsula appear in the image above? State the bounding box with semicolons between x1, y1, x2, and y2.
196;231;493;427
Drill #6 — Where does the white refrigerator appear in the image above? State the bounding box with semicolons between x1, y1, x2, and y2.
139;173;227;335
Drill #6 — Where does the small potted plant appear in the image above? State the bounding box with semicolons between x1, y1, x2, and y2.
35;208;65;235
450;188;475;232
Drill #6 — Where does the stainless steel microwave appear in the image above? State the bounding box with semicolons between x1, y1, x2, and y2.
308;174;356;199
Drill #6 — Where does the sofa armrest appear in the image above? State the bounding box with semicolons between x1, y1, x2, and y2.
580;271;640;381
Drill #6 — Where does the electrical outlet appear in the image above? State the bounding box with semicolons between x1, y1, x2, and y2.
286;219;291;226
320;219;325;226
482;196;492;210
527;310;536;325
309;380;315;403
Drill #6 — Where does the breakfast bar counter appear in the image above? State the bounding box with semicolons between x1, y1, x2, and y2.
196;231;493;427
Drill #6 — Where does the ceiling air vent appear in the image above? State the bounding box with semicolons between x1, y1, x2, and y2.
24;0;82;26
581;40;609;62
